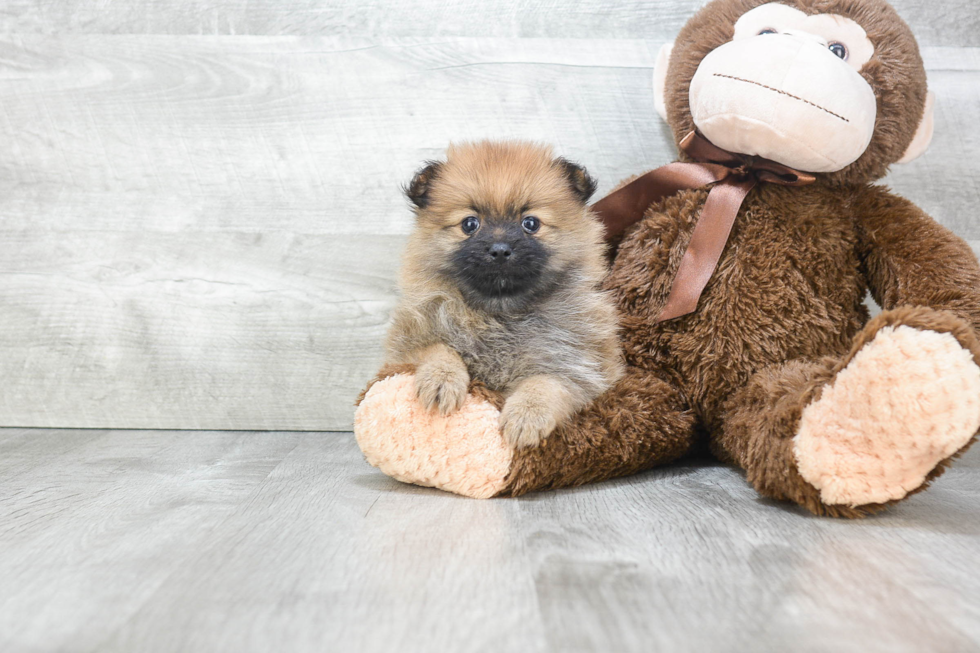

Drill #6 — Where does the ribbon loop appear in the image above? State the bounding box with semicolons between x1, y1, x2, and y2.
590;131;815;322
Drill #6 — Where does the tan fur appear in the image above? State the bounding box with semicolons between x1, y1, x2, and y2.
499;375;583;449
384;141;624;448
413;343;470;415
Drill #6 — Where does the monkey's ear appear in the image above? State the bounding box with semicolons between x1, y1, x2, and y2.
897;91;935;164
556;158;598;204
653;41;674;122
405;161;443;209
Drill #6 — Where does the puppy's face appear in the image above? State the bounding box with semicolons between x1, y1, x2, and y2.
404;141;600;313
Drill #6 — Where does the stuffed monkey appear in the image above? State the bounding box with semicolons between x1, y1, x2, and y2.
355;0;980;518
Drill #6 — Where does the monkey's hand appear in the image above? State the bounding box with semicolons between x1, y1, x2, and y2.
413;343;470;415
500;375;581;449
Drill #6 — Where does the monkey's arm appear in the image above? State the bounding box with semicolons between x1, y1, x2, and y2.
854;185;980;332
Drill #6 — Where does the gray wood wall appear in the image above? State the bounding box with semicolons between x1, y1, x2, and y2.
1;1;978;431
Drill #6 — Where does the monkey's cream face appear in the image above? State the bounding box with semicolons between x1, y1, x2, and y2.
688;3;878;172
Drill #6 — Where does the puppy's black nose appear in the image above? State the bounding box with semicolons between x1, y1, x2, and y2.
487;242;513;261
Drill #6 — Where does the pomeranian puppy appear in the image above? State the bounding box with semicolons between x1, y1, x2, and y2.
384;141;623;448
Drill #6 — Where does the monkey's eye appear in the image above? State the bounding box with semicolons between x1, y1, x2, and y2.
828;42;848;60
758;28;778;35
461;216;480;235
521;216;541;234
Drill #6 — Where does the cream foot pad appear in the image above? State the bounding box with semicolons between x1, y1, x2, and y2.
354;374;512;499
795;326;980;507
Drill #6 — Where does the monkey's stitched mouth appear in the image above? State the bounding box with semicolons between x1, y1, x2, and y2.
712;73;850;123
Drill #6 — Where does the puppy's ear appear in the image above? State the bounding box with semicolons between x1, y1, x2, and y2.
555;158;598;204
405;161;443;209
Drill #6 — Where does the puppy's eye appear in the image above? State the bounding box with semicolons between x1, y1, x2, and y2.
521;216;541;234
758;28;778;35
461;216;480;235
828;42;847;60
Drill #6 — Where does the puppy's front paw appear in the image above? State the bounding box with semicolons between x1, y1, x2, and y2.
500;396;558;449
414;360;470;415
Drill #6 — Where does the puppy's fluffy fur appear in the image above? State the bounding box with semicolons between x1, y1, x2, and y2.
384;141;624;448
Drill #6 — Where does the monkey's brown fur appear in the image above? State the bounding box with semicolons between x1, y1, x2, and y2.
360;0;980;517
384;141;623;448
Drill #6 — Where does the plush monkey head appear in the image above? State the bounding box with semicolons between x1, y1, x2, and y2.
653;0;935;185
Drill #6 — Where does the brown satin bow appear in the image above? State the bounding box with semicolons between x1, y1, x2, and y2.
591;131;816;323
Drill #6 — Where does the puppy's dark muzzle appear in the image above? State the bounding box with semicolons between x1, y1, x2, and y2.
450;219;550;306
487;242;513;262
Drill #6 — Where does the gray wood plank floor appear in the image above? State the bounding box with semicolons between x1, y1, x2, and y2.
2;428;979;653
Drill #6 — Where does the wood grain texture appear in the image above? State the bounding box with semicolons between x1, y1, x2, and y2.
1;428;979;652
0;35;977;429
0;232;398;429
1;0;976;47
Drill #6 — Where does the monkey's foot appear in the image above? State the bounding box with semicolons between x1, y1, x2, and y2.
794;325;980;507
354;373;511;498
